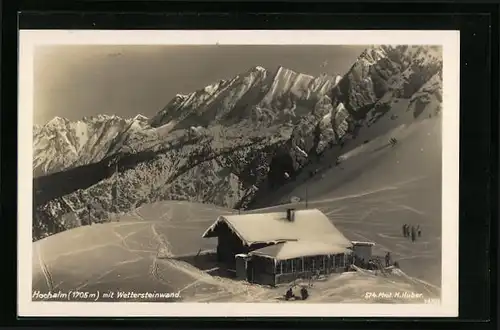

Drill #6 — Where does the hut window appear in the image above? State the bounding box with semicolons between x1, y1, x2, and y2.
288;259;295;273
282;260;291;274
338;253;345;268
290;258;302;273
276;261;283;274
304;257;313;272
318;256;326;270
334;254;343;268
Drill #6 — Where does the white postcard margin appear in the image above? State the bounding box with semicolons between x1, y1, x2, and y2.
18;30;460;317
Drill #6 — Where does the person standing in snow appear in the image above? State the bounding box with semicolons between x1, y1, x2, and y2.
385;252;392;267
411;226;416;242
300;286;309;300
402;224;407;237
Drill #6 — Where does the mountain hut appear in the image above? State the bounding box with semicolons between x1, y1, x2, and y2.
202;208;367;286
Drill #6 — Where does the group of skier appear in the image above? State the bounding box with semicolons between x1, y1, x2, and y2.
402;224;421;242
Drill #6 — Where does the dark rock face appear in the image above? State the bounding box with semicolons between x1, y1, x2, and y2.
32;45;443;241
268;153;296;189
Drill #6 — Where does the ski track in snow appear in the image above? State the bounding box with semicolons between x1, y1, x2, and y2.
33;177;442;302
35;244;54;291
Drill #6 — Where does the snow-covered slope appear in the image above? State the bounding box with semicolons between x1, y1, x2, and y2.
33;45;443;241
249;115;442;287
32;201;440;303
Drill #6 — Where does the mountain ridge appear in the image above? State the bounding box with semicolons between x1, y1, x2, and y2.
32;45;443;241
34;64;344;177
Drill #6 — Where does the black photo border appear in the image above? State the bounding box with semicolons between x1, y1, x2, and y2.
1;1;498;329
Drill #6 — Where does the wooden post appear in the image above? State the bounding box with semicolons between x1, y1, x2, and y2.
273;259;277;285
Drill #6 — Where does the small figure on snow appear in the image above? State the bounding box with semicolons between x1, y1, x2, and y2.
405;224;411;238
300;286;309;300
411;225;416;242
385;252;392;267
417;225;422;237
285;287;294;301
402;224;408;237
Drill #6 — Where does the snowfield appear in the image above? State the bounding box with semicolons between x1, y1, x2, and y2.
250;116;442;288
32;202;440;303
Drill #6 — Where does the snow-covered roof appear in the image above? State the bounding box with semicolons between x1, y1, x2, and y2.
249;241;351;261
202;208;352;247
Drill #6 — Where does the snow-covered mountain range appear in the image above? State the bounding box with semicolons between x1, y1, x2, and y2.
33;114;150;176
32;45;443;241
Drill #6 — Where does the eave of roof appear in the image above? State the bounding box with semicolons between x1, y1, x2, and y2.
201;216;249;245
249;241;352;261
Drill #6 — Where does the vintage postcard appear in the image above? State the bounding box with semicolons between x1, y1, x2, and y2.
18;30;459;317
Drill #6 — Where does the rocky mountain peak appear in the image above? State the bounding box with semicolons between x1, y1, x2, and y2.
33;45;444;241
45;116;69;128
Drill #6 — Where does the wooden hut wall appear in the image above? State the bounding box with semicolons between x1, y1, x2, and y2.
274;253;351;285
248;255;276;286
215;222;247;265
235;255;248;281
352;244;373;262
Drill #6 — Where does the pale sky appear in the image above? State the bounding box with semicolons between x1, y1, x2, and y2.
34;45;367;125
